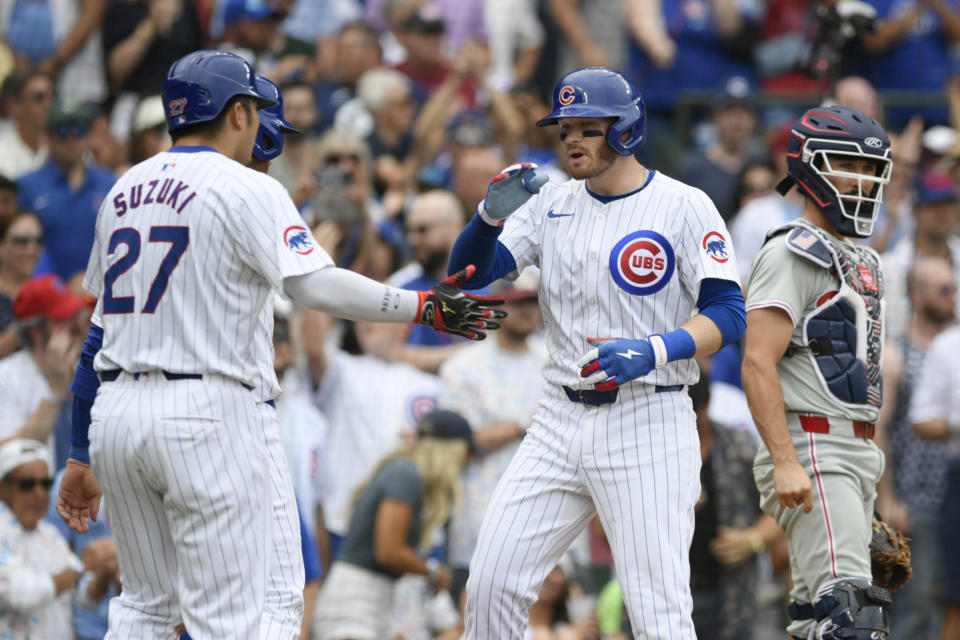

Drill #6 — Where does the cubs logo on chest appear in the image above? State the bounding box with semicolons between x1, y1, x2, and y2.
608;230;675;295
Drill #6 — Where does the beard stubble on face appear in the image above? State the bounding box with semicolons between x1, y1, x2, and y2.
566;139;619;180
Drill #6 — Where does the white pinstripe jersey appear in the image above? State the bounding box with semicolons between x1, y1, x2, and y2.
499;171;741;388
83;147;332;397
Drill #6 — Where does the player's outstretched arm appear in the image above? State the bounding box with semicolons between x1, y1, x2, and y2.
447;163;547;288
742;307;813;513
283;265;506;341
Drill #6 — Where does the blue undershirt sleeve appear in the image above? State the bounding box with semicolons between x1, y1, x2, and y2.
696;278;746;347
448;213;518;289
69;323;103;464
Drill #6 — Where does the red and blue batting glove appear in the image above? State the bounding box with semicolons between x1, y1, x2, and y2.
415;265;507;340
480;163;549;224
577;337;659;392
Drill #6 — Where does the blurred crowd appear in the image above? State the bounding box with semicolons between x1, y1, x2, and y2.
1;0;960;638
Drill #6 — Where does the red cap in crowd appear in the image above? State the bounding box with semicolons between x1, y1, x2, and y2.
13;274;90;321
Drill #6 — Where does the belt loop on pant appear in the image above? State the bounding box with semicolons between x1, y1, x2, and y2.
798;414;875;439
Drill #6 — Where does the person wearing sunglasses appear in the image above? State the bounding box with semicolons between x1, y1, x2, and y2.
16;101;116;292
0;68;53;180
0;211;45;360
0;438;86;638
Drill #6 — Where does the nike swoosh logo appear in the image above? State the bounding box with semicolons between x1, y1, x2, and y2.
546;210;574;219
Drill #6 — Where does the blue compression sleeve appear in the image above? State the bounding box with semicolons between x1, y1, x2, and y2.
69;323;103;464
448;213;517;289
696;278;746;347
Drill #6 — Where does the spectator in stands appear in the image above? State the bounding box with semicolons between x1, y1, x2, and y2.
527;558;600;640
0;212;44;359
439;269;546;604
878;257;956;640
127;95;170;165
314;21;383;132
17;101;115;288
688;374;783;640
413;41;523;172
273;301;330;552
354;68;419;205
0;0;107;104
0;439;87;638
510;82;566;177
269;81;318;195
44;469;118;640
363;219;408;282
280;0;360;75
102;0;202;96
313;409;472;640
484;0;543;91
303;310;444;558
101;0;202;141
297;129;378;217
389;189;478;358
626;0;758;170
862;0;960;127
367;0;486;60
0;275;87;456
910;320;960;640
0;69;52;180
675;77;761;221
218;0;280;69
449;138;504;214
729;124;803;289
545;0;627;81
394;4;478;106
0;177;17;218
882;168;960;340
833;76;884;122
726;158;776;220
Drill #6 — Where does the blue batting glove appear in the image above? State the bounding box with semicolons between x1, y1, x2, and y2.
481;163;549;222
576;337;657;392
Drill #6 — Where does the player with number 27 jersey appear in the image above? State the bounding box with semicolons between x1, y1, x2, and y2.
83;148;329;401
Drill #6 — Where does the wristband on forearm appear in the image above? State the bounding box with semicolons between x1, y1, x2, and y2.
647;329;696;367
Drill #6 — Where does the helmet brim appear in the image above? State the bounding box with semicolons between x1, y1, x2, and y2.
535;105;621;127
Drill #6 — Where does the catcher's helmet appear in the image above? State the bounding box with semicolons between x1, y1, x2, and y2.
252;75;299;162
162;49;277;134
777;106;892;238
536;67;646;156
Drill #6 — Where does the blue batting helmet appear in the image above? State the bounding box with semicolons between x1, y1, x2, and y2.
162;49;277;134
536;67;646;156
252;75;299;162
777;106;892;238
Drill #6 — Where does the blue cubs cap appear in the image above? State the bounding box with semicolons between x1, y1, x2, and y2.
915;168;957;206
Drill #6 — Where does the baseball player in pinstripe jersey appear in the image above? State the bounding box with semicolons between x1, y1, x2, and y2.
54;50;504;640
448;67;746;639
743;107;894;640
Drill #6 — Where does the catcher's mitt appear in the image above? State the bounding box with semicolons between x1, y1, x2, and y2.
870;512;913;592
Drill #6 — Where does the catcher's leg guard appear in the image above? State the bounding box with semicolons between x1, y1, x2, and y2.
809;577;891;640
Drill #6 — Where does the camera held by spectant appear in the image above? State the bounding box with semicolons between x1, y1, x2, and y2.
755;0;877;81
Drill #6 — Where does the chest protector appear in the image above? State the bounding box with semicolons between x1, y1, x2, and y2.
768;220;885;409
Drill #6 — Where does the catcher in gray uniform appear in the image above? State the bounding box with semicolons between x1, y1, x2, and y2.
741;106;894;640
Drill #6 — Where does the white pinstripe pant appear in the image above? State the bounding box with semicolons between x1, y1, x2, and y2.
753;422;884;639
464;385;700;640
90;375;304;639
